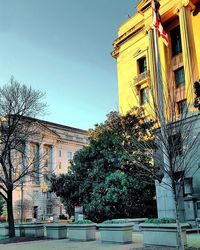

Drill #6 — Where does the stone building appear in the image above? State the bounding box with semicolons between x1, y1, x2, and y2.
112;0;200;225
13;118;88;222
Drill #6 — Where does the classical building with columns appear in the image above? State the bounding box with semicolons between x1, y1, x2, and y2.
112;0;200;225
13;118;88;222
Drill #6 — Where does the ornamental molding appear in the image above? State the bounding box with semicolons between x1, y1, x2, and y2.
113;21;144;49
173;0;196;14
133;47;148;58
136;0;151;15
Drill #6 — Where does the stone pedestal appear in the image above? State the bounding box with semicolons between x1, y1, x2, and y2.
140;223;189;247
98;223;133;244
67;224;96;241
46;224;67;239
184;196;196;226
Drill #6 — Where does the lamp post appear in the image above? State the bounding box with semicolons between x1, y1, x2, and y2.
40;183;48;221
20;181;24;224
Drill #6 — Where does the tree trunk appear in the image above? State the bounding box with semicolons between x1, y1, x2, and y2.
172;183;185;250
7;189;15;238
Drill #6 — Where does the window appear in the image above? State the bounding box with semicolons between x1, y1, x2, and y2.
138;57;147;73
67;151;73;160
47;191;51;199
140;87;149;105
44;146;50;156
59;149;62;157
47;205;53;215
170;26;182;56
168;133;182;156
175;67;185;88
177;99;187;115
59;162;62;169
197;202;200;210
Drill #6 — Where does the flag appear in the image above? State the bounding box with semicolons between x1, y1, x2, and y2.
152;0;169;47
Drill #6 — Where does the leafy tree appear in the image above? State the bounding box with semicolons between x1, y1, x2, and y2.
51;107;156;222
0;78;47;237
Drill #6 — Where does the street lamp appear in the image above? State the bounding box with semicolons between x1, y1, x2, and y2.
40;183;48;221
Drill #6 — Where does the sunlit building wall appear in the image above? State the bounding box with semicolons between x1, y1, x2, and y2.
112;0;200;225
13;119;88;222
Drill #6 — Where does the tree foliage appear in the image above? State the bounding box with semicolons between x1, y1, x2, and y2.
51;107;157;222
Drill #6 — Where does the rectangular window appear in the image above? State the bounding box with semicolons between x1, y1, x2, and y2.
47;205;53;215
175;67;185;88
59;149;62;157
138;57;147;73
168;133;182;156
177;99;187;115
59;162;62;169
170;26;182;56
44;146;50;156
30;143;39;184
67;151;73;160
140;87;149;105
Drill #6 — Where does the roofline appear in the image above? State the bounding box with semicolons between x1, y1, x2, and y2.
21;116;88;134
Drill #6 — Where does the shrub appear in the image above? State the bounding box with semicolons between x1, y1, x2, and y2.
74;219;94;224
102;219;129;224
145;218;176;224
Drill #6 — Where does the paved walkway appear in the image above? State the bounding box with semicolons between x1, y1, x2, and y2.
0;232;142;250
1;232;200;250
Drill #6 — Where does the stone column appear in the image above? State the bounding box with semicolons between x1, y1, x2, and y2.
39;143;44;183
148;28;157;99
22;141;30;183
50;145;55;173
178;1;196;103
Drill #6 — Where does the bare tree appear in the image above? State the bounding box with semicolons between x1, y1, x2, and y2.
0;78;47;237
127;63;200;249
14;198;33;223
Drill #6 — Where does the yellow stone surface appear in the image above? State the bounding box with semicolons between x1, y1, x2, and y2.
113;0;200;117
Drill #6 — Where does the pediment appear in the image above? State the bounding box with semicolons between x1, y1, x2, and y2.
136;0;151;14
33;121;60;140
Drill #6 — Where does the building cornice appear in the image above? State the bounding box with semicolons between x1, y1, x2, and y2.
21;115;87;134
111;21;144;58
136;0;151;15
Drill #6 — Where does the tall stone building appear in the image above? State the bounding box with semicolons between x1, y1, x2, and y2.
13;118;88;222
112;0;200;225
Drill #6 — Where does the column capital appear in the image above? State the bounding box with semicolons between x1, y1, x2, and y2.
144;25;153;34
173;0;195;15
182;0;190;7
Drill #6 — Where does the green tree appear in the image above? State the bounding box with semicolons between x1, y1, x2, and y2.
51;107;156;222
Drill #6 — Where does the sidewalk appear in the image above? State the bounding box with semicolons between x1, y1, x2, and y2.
1;232;200;250
0;232;142;250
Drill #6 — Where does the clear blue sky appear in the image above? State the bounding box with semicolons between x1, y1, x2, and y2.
0;0;137;130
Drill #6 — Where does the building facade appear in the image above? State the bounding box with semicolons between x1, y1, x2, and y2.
112;0;200;225
13;119;88;222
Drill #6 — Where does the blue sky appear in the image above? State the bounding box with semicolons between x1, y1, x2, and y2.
0;0;137;130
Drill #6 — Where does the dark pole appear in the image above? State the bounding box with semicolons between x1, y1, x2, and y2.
20;182;24;224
